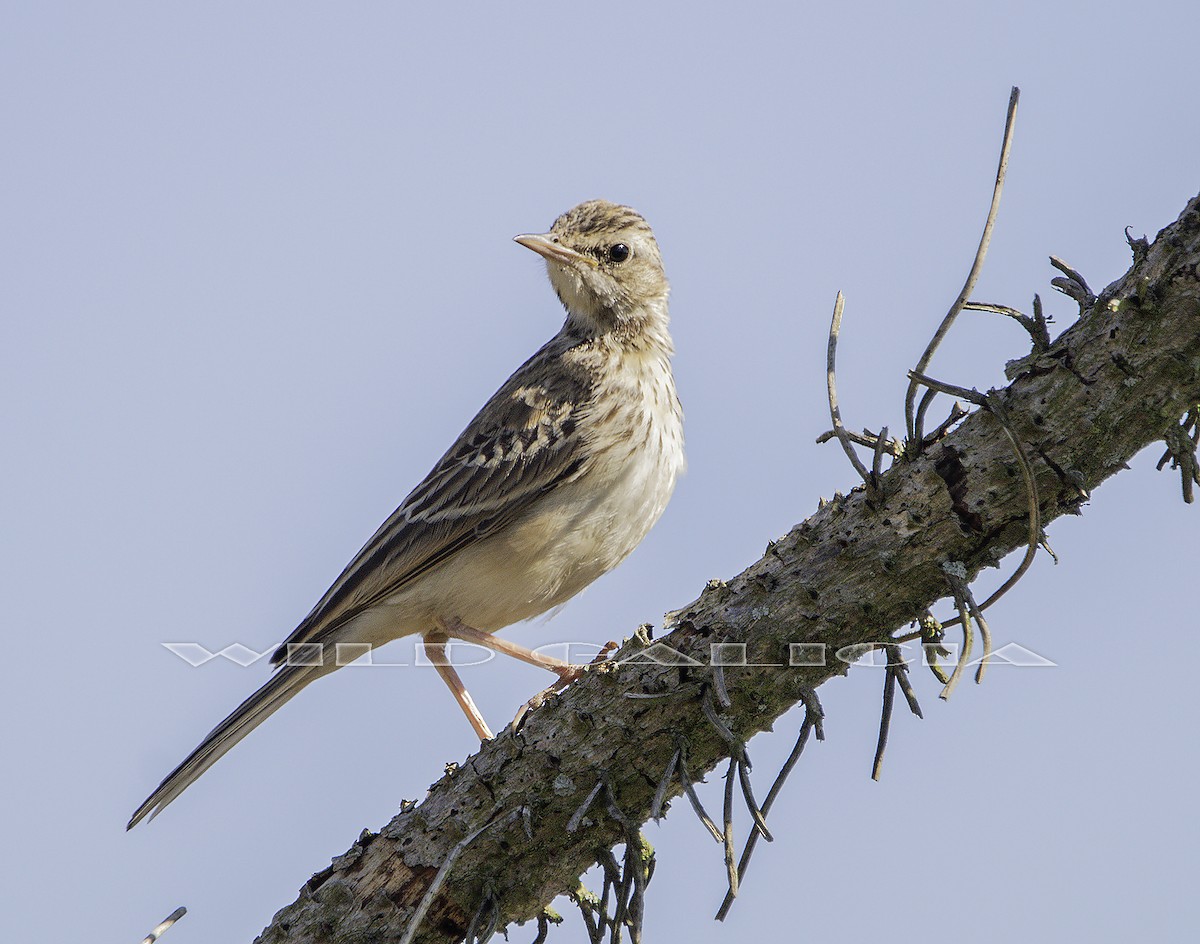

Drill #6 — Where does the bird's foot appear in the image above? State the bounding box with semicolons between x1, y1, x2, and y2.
513;641;618;729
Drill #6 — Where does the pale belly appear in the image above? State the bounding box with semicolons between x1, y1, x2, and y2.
343;421;682;647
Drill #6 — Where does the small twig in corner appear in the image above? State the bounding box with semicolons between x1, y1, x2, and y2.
872;425;890;490
676;742;724;843
871;643;923;781
567;781;605;834
650;748;680;820
736;756;774;842
816;427;903;456
141;907;187;944
921;402;970;448
960;581;995;684
1049;256;1097;312
1157;408;1200;504
964;298;1052;352
530;911;555;944
825;291;874;486
715;702;821;921
939;575;975;700
712;661;732;709
905;86;1020;447
721;758;739;901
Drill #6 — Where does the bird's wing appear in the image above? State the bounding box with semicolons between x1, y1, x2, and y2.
270;337;593;663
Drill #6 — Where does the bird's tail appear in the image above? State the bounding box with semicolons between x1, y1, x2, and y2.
127;663;319;829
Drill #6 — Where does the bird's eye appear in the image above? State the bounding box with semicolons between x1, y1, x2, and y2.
608;243;631;264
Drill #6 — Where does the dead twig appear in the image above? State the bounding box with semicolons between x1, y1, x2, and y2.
1157;408;1200;504
872;425;890;490
961;581;995;684
676;742;724;843
702;689;772;842
921;402;970;448
816;427;903;456
650;748;680;820
736;757;774;843
530;913;549;944
871;643;923;781
906;86;1020;447
964;298;1052;352
721;758;739;901
1049;255;1096;311
712;661;732;709
825;291;873;486
716;701;821;921
939;572;975;700
567;781;605;834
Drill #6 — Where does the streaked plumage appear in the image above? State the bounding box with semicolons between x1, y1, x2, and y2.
129;200;683;828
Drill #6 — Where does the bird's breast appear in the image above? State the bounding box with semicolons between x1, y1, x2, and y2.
377;348;682;636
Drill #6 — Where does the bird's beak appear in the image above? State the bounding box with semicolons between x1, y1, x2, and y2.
514;233;599;268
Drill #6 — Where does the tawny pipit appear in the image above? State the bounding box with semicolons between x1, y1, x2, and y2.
129;200;684;828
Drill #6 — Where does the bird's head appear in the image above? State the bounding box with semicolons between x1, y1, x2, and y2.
515;200;669;341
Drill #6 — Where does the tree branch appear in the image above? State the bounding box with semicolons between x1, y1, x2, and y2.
254;192;1200;944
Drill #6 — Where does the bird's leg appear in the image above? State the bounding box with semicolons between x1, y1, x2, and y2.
436;617;583;681
423;635;494;741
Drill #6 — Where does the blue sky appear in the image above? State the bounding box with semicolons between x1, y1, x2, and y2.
3;3;1198;942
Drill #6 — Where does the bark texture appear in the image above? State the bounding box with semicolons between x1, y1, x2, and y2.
255;193;1200;944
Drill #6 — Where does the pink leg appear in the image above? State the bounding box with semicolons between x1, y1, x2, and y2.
424;636;494;741
436;617;581;680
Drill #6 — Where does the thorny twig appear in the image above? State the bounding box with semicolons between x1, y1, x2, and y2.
650;748;680;821
906;86;1020;447
702;689;772;842
716;694;823;921
939;572;975;701
1049;256;1097;311
961;580;995;685
871;643;924;781
825;291;874;487
816;426;904;455
676;742;723;843
872;425;890;490
942;570;997;693
567;781;605;834
1157;407;1200;504
964;298;1053;353
721;757;739;901
141;907;187;944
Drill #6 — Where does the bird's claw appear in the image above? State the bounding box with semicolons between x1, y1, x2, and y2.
513;641;619;729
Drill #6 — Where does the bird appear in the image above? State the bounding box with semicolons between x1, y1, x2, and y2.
128;199;684;828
